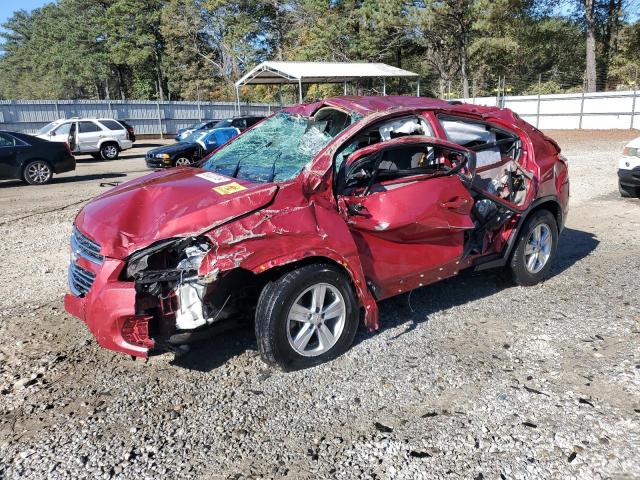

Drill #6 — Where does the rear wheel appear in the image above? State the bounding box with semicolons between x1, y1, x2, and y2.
23;160;53;185
255;264;359;371
509;209;558;286
100;143;119;160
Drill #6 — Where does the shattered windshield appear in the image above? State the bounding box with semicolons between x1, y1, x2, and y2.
201;112;333;183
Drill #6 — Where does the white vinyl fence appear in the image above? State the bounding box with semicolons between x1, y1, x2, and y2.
0;99;281;136
466;90;639;130
1;90;638;135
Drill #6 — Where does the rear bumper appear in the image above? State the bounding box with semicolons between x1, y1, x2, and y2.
55;154;76;174
64;257;151;358
119;140;133;151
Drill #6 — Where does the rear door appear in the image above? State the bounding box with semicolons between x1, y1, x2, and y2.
0;133;17;178
77;121;104;152
336;137;476;299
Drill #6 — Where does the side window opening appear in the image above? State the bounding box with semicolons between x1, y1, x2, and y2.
53;123;72;136
335;114;433;170
99;120;124;131
439;115;530;206
78;121;102;133
339;143;467;197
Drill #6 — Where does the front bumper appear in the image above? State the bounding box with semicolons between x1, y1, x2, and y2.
64;257;152;358
145;156;173;169
618;167;640;188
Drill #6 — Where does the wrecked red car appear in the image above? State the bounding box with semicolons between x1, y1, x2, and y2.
64;96;569;370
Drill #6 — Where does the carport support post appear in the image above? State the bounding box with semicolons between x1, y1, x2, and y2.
344;81;347;95
416;78;420;97
298;78;303;103
54;100;60;119
156;101;163;140
235;85;241;116
383;78;386;96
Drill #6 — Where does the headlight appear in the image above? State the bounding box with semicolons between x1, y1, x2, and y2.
125;237;212;280
623;147;638;157
156;153;170;159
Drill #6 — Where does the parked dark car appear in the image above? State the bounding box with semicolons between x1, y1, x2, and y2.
146;127;240;168
175;120;220;142
0;131;75;185
117;119;136;143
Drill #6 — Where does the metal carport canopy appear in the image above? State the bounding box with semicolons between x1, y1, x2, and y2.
234;61;420;106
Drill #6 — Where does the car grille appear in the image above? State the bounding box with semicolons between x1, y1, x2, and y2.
68;227;103;297
70;227;104;264
68;263;97;297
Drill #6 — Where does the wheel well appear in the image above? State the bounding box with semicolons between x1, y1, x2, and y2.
527;199;562;232
100;140;120;150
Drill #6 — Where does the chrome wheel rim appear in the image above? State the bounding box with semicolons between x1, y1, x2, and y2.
175;157;191;166
26;162;51;184
103;145;118;158
286;283;346;357
524;223;552;274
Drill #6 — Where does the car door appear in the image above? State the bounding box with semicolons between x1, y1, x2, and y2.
0;133;17;179
336;137;476;299
77;121;104;152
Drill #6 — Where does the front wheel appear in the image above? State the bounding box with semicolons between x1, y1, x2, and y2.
255;264;359;371
509;209;558;286
174;157;192;167
23;160;53;185
100;143;119;160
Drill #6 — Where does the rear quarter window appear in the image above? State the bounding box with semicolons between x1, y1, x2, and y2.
99;120;125;131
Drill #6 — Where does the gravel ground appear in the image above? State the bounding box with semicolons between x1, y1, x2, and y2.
0;131;639;479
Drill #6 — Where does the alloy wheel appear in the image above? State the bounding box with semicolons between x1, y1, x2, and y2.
286;283;346;357
524;223;552;274
175;157;191;166
26;161;52;184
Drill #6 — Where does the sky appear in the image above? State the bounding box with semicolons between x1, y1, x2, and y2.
0;0;50;27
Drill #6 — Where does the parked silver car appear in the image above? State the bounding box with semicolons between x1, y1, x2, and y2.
36;118;133;160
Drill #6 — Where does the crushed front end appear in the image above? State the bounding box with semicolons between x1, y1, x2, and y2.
64;227;255;358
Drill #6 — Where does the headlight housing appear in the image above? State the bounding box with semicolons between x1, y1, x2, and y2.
156;153;171;159
125;237;212;280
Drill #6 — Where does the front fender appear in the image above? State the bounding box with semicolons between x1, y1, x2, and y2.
198;200;380;330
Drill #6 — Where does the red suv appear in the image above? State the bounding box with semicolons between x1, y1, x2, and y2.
64;96;569;370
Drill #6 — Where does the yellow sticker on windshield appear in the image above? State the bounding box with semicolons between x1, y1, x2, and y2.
213;182;247;195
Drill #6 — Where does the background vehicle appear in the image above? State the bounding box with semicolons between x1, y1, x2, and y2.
117;119;136;143
65;96;569;371
175;120;219;142
618;136;640;197
175;116;264;142
146;127;240;168
36;118;133;160
0;130;75;185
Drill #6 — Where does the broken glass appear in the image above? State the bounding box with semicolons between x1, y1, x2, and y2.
202;112;333;183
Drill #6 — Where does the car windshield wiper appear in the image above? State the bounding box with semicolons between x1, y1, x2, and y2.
232;140;273;178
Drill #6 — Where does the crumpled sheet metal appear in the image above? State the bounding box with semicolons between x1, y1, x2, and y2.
199;184;380;330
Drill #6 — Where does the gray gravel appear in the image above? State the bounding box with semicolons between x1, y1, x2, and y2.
0;131;639;479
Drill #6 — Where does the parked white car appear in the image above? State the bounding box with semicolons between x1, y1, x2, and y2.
618;136;640;198
36;118;133;160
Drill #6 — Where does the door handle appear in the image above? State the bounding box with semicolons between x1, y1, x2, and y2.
440;197;470;210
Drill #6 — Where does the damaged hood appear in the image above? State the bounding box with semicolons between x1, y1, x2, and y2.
75;169;278;258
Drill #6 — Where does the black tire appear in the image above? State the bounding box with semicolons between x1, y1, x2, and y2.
100;142;120;160
255;264;359;371
90;152;102;160
619;182;633;198
22;160;53;185
509;209;558;286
